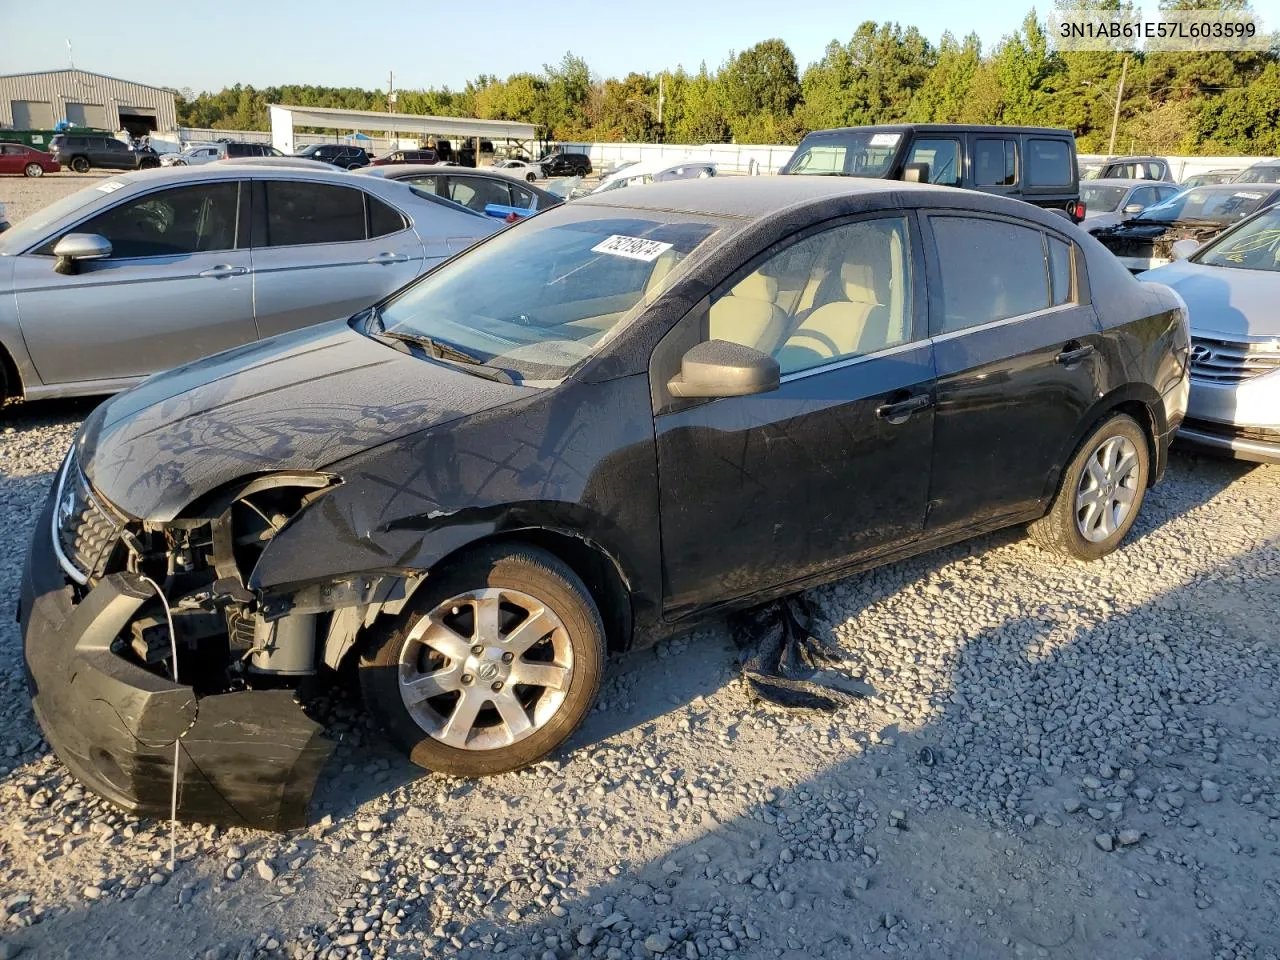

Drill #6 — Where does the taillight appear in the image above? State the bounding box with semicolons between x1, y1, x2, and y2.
1068;200;1086;222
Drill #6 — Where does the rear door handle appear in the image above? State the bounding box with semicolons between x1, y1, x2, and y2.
875;393;933;424
198;265;248;279
366;253;410;265
1056;343;1096;366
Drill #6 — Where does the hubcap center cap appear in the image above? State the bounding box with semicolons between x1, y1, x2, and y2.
465;647;510;684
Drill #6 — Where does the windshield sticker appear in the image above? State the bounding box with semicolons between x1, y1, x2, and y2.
591;234;674;262
1234;192;1264;200
869;133;902;147
96;181;126;194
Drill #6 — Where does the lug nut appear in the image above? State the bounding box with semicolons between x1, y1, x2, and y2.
471;644;484;655
501;652;513;663
491;681;504;692
461;674;473;685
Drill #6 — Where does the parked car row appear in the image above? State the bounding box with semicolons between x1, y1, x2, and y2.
16;173;1193;827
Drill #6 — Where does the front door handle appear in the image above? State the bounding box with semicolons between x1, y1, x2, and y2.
1056;343;1096;366
876;393;933;424
366;252;410;265
198;265;248;279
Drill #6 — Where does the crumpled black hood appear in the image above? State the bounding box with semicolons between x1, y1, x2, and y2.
78;319;531;521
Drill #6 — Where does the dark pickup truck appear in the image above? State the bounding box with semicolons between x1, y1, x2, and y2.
781;123;1084;222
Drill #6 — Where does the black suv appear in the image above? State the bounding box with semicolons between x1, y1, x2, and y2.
781;124;1083;222
294;143;371;170
538;151;593;177
50;134;161;173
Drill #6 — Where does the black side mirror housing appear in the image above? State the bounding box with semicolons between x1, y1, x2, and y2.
667;339;780;399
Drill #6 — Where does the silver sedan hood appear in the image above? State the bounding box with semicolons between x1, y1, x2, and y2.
1138;259;1280;339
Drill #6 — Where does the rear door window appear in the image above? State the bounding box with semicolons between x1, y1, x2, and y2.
447;176;513;211
905;138;960;186
263;181;366;246
929;216;1051;334
974;139;1017;186
1026;139;1072;187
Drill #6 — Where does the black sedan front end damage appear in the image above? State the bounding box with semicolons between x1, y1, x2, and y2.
21;458;337;829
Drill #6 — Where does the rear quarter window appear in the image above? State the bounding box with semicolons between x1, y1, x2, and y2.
1026;139;1072;187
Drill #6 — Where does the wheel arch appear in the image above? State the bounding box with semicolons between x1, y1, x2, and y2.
1038;383;1164;506
0;340;23;400
323;524;635;672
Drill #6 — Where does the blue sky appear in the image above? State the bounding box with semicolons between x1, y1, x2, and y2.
3;0;1278;94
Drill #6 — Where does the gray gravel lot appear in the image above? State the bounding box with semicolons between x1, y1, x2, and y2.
1;173;107;225
2;180;1280;960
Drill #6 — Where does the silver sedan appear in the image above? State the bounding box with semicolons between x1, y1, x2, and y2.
1141;204;1280;463
0;165;499;400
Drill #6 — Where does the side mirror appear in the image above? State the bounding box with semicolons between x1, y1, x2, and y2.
667;339;780;399
52;233;112;275
1122;203;1145;215
1171;238;1201;261
901;162;930;184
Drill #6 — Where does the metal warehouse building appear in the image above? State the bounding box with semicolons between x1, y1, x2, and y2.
0;69;177;134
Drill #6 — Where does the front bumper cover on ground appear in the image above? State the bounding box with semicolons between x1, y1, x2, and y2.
20;494;334;831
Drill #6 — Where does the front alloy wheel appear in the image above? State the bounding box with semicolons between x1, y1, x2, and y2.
361;545;605;776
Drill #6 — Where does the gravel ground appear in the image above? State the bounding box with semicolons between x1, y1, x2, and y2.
2;181;1280;960
0;173;107;225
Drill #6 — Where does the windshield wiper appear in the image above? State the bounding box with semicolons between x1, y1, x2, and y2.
380;330;515;384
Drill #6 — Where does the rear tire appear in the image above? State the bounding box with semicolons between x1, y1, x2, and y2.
1028;413;1150;561
138;157;159;170
23;163;43;178
526;172;537;182
359;544;605;776
70;156;90;173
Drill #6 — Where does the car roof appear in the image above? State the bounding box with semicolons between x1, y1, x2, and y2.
801;123;1073;137
1082;178;1155;188
88;163;399;188
578;175;1029;221
1103;156;1165;163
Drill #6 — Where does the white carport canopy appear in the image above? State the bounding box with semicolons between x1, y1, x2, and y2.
268;104;536;154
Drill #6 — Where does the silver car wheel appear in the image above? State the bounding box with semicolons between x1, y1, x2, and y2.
24;163;43;178
398;587;573;751
1075;435;1140;542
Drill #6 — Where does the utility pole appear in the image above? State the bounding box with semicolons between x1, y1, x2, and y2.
1108;55;1128;156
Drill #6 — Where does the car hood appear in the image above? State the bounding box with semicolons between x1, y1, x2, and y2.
78;319;534;521
1139;259;1280;339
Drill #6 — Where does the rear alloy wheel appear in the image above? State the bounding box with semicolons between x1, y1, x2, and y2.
1028;413;1150;560
23;163;43;178
360;545;605;776
70;156;90;173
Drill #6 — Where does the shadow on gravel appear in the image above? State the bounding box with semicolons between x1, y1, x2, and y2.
398;539;1280;960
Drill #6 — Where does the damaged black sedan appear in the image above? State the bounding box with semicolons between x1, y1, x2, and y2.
21;177;1190;829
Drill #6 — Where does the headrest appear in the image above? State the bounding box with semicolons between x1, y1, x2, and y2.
841;259;880;303
733;272;778;302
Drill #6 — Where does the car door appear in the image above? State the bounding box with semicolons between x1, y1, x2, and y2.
12;179;255;385
653;214;935;616
0;144;24;175
903;136;962;187
98;138;132;170
249;178;426;338
922;212;1104;531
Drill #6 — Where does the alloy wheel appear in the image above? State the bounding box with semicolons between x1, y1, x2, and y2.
1074;435;1140;542
398;587;573;750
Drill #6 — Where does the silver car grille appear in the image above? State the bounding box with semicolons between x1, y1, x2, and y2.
52;450;123;584
1189;336;1280;383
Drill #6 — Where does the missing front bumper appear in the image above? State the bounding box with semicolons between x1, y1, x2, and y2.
20;496;334;831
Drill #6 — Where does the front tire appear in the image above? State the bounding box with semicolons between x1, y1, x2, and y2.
23;163;43;178
360;544;605;776
1028;412;1150;561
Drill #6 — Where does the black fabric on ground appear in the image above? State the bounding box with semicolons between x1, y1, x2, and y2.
730;594;869;711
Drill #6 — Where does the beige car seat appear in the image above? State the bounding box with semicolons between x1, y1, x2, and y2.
707;273;788;352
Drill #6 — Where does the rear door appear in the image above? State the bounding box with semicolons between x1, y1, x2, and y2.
249;178;425;338
969;136;1019;197
12;180;254;384
922;213;1104;530
0;144;24;175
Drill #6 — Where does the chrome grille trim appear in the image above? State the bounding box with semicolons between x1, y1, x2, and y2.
1190;336;1280;383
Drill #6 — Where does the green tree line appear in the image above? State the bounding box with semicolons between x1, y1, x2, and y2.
176;3;1280;154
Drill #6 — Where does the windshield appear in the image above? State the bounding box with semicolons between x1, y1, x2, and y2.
1235;165;1280;184
1196;206;1280;272
0;180;118;255
1081;184;1128;212
372;207;723;383
783;131;900;177
1136;187;1271;224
